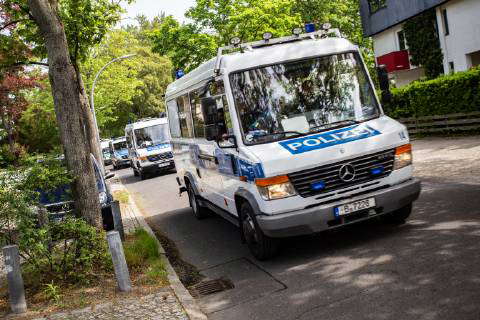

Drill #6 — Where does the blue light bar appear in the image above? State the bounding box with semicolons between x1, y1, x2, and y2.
305;23;316;33
175;69;185;79
311;180;325;191
370;166;384;175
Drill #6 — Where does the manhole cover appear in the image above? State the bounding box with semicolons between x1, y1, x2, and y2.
189;278;234;298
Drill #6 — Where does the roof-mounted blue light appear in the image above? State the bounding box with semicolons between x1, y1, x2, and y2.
305;23;316;33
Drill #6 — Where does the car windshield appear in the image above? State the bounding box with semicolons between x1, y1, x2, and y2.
230;52;380;144
113;141;127;151
135;124;169;148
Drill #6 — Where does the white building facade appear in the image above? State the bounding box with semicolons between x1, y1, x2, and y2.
360;0;480;87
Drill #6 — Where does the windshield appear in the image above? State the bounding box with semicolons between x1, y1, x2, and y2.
230;52;380;144
113;141;127;151
134;124;169;148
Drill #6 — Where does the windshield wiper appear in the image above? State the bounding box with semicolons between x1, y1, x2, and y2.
253;131;306;141
309;119;360;133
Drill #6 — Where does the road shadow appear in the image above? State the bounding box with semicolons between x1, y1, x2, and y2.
145;181;480;320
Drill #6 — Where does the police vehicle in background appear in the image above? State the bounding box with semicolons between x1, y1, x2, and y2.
125;118;175;180
165;25;421;260
109;136;130;170
101;139;112;166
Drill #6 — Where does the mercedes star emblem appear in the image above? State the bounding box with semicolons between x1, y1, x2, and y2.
339;164;355;182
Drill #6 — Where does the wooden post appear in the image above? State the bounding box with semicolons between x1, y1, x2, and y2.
106;231;132;292
111;200;125;241
2;245;27;314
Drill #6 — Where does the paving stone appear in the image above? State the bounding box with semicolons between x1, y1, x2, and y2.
41;290;187;320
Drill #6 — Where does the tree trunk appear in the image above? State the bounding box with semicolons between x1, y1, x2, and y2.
74;64;104;174
28;0;102;228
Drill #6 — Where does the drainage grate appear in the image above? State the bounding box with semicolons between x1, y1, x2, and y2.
189;278;234;298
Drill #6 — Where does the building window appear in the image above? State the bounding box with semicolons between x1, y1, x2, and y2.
397;30;407;51
368;0;386;14
442;9;450;35
449;61;454;73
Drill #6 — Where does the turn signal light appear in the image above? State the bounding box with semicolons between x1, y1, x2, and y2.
394;144;412;170
255;175;289;187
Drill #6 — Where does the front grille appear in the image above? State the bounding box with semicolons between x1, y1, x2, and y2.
148;152;173;162
288;149;395;198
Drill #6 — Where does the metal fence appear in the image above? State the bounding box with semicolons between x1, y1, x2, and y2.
398;112;480;134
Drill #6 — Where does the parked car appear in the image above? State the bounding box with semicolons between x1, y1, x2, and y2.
39;154;116;230
109;136;130;170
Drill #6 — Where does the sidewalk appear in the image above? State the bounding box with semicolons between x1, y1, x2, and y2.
22;181;207;320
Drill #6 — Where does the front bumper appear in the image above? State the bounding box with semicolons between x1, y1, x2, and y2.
113;158;130;166
141;160;175;173
257;178;421;238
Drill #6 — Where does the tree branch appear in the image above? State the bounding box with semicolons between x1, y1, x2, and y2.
0;19;30;31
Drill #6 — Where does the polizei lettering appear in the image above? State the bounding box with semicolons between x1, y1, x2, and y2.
279;125;381;154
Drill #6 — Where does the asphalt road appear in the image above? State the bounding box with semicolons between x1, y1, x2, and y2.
116;136;480;320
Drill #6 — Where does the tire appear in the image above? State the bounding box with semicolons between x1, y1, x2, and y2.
187;184;208;219
133;167;139;177
384;204;412;225
139;169;147;180
240;201;278;261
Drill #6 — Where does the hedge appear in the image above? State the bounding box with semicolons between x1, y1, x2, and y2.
384;67;480;119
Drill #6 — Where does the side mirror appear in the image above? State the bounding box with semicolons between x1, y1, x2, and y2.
218;134;238;149
105;172;115;180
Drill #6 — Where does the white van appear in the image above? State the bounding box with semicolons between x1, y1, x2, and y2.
165;29;421;260
100;139;112;166
109;136;130;170
125;118;174;180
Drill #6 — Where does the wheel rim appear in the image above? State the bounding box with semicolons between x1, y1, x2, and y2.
243;214;259;246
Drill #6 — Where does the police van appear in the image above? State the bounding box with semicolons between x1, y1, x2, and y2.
109;136;130;170
125;118;175;180
165;27;421;260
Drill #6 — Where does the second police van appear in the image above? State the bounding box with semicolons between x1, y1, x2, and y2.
165;27;421;260
125;118;175;180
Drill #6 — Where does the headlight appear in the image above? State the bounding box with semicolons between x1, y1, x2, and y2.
139;156;148;163
99;191;108;205
393;144;412;170
256;175;297;200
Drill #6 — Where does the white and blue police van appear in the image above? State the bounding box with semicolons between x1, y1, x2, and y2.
109;136;130;170
165;27;421;260
125;118;175;180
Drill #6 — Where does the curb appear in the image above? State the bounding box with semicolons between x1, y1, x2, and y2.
112;183;208;320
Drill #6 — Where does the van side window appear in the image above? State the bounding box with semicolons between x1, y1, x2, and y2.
126;130;133;148
190;90;205;138
205;80;232;137
167;99;181;138
176;95;194;138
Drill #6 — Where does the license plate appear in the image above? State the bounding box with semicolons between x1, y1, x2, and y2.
158;162;169;168
335;198;376;216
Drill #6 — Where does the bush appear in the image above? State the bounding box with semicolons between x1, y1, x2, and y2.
20;218;112;287
385;67;480;118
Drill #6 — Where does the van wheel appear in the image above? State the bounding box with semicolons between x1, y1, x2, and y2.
139;170;147;180
240;201;278;261
133;168;139;177
384;204;412;225
187;184;208;219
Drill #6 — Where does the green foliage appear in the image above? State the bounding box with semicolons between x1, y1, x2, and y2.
403;9;444;79
151;16;218;73
124;229;160;268
83;29;173;137
21;218;112;286
43;282;61;304
19;81;60;153
384;67;480;118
